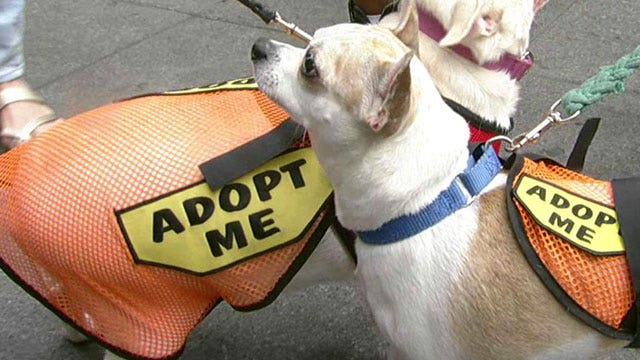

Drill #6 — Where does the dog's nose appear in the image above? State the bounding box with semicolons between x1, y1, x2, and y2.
251;37;271;61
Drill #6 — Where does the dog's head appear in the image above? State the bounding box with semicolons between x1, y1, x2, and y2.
252;2;473;228
251;0;423;143
422;0;535;63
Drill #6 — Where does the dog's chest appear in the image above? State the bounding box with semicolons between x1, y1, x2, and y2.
356;207;480;359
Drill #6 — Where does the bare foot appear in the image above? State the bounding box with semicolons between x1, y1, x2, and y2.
0;78;63;150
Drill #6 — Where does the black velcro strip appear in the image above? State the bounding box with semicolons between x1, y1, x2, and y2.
199;119;304;190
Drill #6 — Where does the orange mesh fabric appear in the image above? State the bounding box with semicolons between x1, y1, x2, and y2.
512;158;634;329
0;87;325;359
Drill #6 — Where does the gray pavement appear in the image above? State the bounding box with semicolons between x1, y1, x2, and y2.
1;0;640;359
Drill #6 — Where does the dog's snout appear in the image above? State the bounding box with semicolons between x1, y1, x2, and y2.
251;37;272;61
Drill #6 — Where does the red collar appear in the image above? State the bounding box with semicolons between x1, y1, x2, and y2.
418;8;533;81
469;124;500;151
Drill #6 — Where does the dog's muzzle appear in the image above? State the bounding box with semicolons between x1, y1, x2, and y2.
251;37;274;61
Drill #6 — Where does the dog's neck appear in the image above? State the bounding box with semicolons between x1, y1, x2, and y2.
418;36;518;131
310;59;471;231
380;7;521;131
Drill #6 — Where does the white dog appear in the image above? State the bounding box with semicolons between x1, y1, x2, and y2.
381;0;534;130
251;0;626;358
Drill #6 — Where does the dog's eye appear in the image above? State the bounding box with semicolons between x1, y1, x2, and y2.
301;50;318;78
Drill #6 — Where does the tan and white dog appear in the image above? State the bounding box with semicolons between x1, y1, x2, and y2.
251;0;626;359
290;0;537;293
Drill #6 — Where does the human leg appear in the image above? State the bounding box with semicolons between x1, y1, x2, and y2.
0;0;61;151
0;0;25;83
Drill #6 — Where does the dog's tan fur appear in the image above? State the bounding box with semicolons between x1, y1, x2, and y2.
448;189;625;359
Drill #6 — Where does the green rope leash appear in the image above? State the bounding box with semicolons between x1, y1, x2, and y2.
561;45;640;116
500;46;640;152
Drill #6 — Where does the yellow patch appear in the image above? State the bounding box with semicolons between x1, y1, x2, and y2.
163;77;258;95
117;148;332;275
514;175;624;255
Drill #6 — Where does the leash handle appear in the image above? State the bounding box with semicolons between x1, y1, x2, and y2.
236;0;276;23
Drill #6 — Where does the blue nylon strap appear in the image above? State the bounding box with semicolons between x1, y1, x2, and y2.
460;146;502;195
357;146;502;245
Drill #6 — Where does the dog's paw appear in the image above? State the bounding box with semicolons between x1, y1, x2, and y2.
384;344;407;360
103;350;128;360
63;324;90;344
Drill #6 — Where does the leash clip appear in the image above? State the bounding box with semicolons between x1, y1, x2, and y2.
272;11;313;44
485;135;514;149
499;99;581;152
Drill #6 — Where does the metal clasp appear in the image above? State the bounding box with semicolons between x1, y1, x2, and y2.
497;99;581;152
485;135;514;150
273;12;313;44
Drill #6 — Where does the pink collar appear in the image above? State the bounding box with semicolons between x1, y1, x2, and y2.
418;8;533;80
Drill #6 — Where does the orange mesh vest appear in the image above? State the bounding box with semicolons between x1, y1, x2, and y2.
0;78;334;359
507;154;636;339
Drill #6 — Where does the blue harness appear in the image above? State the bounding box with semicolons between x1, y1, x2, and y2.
356;146;503;245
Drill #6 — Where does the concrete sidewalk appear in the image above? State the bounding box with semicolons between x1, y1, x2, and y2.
1;0;640;359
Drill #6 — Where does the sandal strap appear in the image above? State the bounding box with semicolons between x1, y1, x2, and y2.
1;111;58;141
0;85;46;111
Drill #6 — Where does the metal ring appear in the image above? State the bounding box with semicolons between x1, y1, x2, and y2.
485;135;514;149
549;99;581;122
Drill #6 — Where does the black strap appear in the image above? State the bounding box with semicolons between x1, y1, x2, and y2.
199;119;304;190
442;97;511;135
566;118;601;172
612;177;640;347
331;220;358;265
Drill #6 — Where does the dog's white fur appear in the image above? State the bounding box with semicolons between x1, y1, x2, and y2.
252;0;626;358
69;0;537;358
380;0;534;129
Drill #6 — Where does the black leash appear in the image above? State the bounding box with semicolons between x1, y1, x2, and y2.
236;0;275;23
235;0;312;43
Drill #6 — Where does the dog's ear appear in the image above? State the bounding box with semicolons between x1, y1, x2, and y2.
367;51;413;137
391;0;419;53
473;10;500;38
439;0;483;47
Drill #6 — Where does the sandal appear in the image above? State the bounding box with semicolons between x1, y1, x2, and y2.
0;82;60;151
